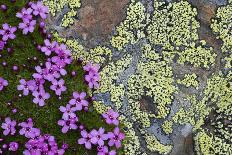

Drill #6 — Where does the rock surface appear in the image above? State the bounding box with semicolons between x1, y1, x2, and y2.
46;0;229;154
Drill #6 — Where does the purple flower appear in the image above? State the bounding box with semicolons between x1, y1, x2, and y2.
23;138;42;155
108;127;125;148
1;117;17;136
0;23;17;41
0;40;6;51
97;146;116;155
29;78;45;91
18;118;41;138
9;142;19;152
90;127;109;146
18;19;36;35
78;130;93;149
17;79;35;95
52;44;72;66
33;66;44;79
16;8;33;20
43;62;60;81
50;79;67;96
69;92;89;111
32;89;50;106
24;134;64;155
83;63;101;89
85;71;100;89
102;109;119;126
0;77;8;91
31;1;49;19
41;39;57;56
83;63;100;73
58;117;78;133
59;104;77;120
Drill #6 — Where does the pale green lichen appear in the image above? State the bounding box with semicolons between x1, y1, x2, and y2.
46;0;232;154
147;1;216;68
177;73;199;88
162;120;173;135
194;130;214;155
211;1;232;69
43;0;81;27
111;1;148;50
144;132;173;154
172;95;210;131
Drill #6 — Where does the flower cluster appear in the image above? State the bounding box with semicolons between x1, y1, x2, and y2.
58;91;89;133
17;2;48;35
77;109;125;154
24;134;65;155
84;63;100;89
1;117;65;154
57;89;125;154
1;0;126;154
78;126;125;154
17;23;73;106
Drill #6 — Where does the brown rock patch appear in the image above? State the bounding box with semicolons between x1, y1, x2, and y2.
71;0;130;46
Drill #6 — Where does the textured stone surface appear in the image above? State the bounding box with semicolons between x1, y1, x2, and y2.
45;0;230;154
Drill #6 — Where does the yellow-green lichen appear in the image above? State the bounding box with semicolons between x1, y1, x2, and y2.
211;1;232;69
162;120;173;135
43;0;81;27
110;1;148;50
177;73;199;88
147;1;216;68
172;95;210;131
144;132;173;154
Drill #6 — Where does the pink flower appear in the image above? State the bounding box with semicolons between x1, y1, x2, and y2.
32;89;50;106
31;1;49;19
50;79;67;96
24;134;64;154
18;19;36;35
33;66;45;79
0;23;17;41
0;77;8;91
41;39;57;56
59;104;77;120
85;71;100;89
17;79;35;95
16;7;33;20
18;118;41;138
69;92;89;111
43;62;60;81
78;130;93;149
102;109;119;126
97;146;116;155
83;63;100;73
1;117;17;136
90;127;109;146
29;78;45;91
108;127;125;148
52;44;72;66
58;117;78;133
9;142;19;152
